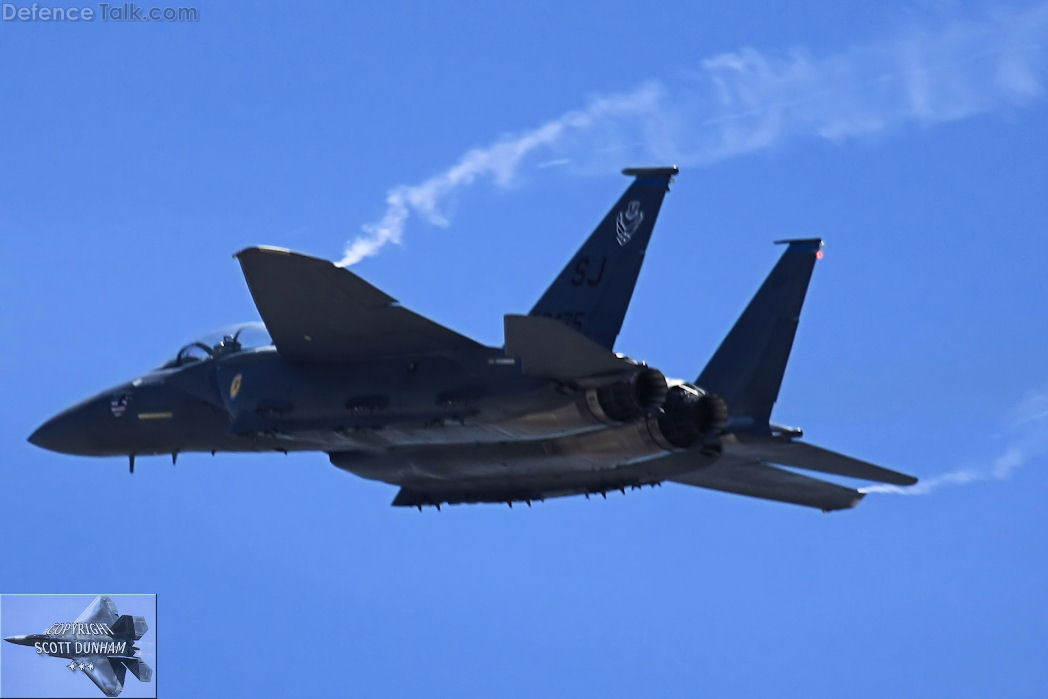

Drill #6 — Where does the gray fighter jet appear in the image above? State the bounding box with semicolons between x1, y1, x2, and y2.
4;595;152;697
28;167;916;511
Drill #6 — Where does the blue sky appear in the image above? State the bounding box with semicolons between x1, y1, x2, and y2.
2;595;156;698
2;1;1047;696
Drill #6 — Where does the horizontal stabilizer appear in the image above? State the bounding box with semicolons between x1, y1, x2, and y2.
122;657;152;682
670;457;864;511
728;439;918;485
236;246;481;362
504;314;636;381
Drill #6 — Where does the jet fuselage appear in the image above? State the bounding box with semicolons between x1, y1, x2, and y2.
28;168;918;510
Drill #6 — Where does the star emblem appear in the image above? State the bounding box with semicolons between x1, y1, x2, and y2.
67;660;77;671
78;662;87;671
86;662;94;671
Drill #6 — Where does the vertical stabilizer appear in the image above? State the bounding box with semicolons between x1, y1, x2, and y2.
109;614;148;640
696;239;822;427
530;166;677;349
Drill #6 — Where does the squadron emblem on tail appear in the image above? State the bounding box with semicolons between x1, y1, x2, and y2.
615;200;643;246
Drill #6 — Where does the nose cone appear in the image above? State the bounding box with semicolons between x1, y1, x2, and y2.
28;408;93;455
4;634;33;646
28;416;70;452
28;390;126;456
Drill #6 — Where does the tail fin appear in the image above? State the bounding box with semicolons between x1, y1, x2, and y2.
529;166;678;349
110;614;148;640
697;239;823;427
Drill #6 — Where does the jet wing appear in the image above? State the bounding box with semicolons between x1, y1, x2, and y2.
727;438;918;486
75;596;120;626
236;246;482;362
669;455;865;512
81;656;126;697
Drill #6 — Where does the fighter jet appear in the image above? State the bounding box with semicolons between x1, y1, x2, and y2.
4;595;152;697
28;167;917;511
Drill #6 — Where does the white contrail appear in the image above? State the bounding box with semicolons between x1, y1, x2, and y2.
861;388;1048;495
338;83;665;265
339;3;1048;265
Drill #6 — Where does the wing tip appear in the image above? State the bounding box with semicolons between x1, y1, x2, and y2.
822;491;866;513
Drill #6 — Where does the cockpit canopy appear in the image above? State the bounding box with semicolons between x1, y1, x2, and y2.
161;322;272;369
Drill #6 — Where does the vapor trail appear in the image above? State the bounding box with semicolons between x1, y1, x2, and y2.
861;388;1048;495
340;3;1048;265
